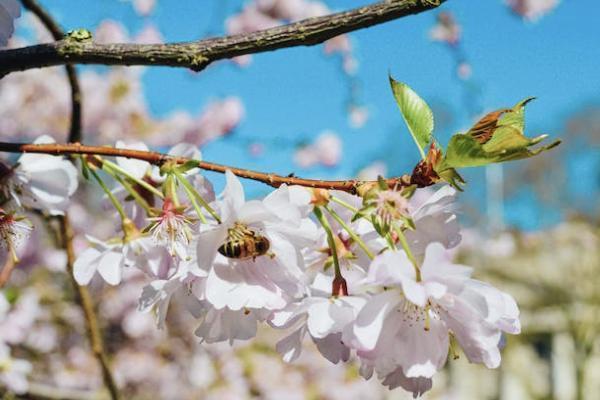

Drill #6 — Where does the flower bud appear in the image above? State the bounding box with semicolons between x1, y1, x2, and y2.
310;188;330;207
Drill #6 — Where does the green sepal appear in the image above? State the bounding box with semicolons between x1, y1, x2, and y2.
323;258;333;271
377;175;388;191
176;160;201;174
400;216;416;231
351;204;376;223
389;76;434;158
80;156;90;180
400;184;417;199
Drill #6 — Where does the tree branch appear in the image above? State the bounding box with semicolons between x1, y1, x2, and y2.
0;0;446;75
17;2;115;398
20;0;82;142
59;215;120;400
0;141;417;194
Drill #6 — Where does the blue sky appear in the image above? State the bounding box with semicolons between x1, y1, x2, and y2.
40;0;600;230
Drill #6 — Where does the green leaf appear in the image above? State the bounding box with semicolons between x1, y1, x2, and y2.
389;76;434;159
439;98;561;170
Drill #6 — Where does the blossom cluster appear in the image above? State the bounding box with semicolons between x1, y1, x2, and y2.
506;0;560;21
0;135;521;397
0;13;244;148
226;0;355;72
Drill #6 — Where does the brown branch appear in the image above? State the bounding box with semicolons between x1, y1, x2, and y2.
0;0;446;75
20;0;82;142
0;141;417;194
59;215;120;400
0;256;16;288
16;2;116;398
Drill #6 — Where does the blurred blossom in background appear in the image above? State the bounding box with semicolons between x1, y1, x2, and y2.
0;0;599;399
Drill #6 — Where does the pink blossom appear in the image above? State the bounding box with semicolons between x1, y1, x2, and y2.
94;20;129;44
507;0;559;21
134;24;163;44
132;0;156;16
226;4;279;35
349;106;369;129
457;61;472;80
294;131;342;168
256;0;306;21
343;243;520;396
429;12;461;46
191;97;245;145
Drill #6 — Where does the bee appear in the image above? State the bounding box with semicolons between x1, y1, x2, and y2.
218;224;270;260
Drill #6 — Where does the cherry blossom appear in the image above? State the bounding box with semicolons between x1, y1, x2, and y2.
132;0;156;17
271;273;366;363
343;242;520;396
1;135;78;215
294;131;342;168
0;343;31;395
0;0;20;47
405;185;461;257
429;12;461;46
73;234;171;286
195;171;317;313
507;0;560;21
0;209;31;261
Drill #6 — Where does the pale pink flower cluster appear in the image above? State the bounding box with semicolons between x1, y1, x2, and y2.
0;19;242;147
226;0;355;69
95;19;163;44
429;11;461;46
132;0;156;17
0;291;39;394
0;143;515;397
428;12;472;82
294;131;342;168
506;0;560;21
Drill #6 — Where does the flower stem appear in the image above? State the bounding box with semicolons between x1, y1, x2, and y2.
108;170;153;216
173;172;208;224
59;215;120;400
330;195;359;213
88;166;127;222
173;170;221;224
394;226;421;282
325;205;374;260
101;159;164;199
165;175;180;206
314;207;342;279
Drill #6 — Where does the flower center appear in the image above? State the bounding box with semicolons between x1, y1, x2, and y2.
148;199;192;256
371;190;409;227
397;299;442;331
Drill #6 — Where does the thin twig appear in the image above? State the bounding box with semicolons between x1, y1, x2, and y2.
0;141;415;194
0;256;16;287
59;215;120;400
20;0;83;142
0;0;446;75
18;2;117;397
